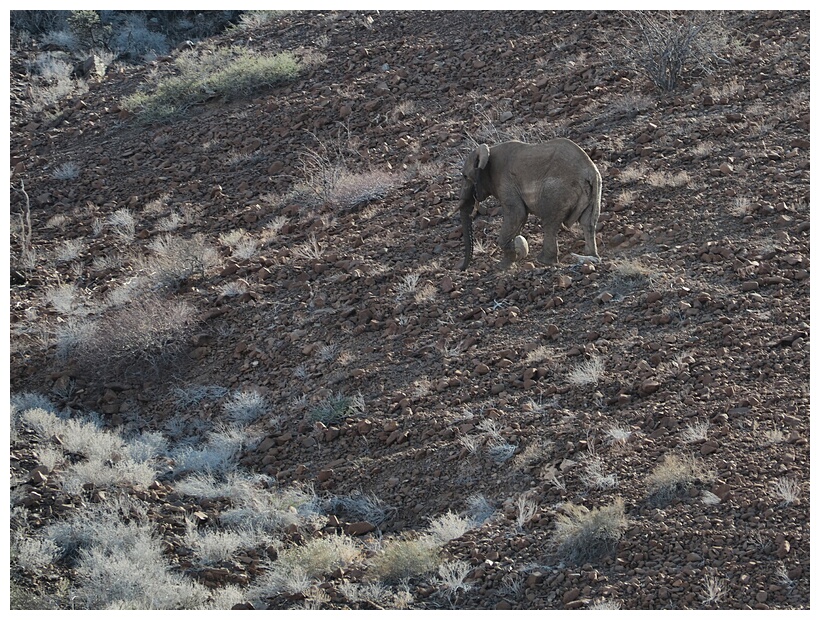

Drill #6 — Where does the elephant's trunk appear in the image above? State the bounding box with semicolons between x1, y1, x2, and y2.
459;199;474;270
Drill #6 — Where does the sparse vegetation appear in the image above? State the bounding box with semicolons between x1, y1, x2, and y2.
222;390;272;426
51;162;81;180
55;294;196;381
567;355;604;386
620;11;729;91
551;498;628;564
8;9;810;611
701;571;727;606
428;511;474;544
646;453;710;506
308;392;365;424
680;421;709;443
769;477;801;506
275;533;362;578
141;233;221;289
515;493;538;528
579;454;619;489
122;46;306;123
369;535;440;583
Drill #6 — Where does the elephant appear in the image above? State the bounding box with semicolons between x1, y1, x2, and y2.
457;138;601;270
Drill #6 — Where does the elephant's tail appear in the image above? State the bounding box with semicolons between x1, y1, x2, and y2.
581;168;602;229
566;170;602;230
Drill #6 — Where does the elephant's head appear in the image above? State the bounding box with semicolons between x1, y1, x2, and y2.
458;144;491;270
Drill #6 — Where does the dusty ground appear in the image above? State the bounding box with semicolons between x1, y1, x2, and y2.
9;10;809;609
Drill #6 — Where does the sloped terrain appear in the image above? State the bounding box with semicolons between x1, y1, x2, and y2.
9;10;809;610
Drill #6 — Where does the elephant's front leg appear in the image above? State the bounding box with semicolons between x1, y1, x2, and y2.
498;199;527;269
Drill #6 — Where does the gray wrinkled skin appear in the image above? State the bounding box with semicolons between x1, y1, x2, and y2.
458;138;601;270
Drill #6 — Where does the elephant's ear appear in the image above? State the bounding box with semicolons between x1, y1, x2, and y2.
477;144;490;169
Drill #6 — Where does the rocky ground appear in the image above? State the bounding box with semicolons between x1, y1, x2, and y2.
9;10;810;610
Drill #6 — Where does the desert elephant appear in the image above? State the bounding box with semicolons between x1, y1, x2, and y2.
457;138;601;270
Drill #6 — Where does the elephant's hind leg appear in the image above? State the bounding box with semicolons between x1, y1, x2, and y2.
578;205;599;258
498;199;527;269
537;221;560;265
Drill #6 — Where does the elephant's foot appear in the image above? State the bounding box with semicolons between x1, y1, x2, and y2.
536;253;559;266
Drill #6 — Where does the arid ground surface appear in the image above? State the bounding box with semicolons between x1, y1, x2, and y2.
9;10;809;610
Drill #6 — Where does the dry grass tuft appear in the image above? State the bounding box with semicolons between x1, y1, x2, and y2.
645;453;710;506
369;535;439;583
551;498;627;564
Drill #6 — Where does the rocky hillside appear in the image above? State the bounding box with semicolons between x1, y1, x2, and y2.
9;11;810;610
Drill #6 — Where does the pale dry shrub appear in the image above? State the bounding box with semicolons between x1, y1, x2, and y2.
606;424;633;444
185;522;248;567
52;161;80;180
620;11;729;92
172;426;255;475
701;570;727;605
646;170;690;188
218;280;248;298
609;256;657;294
579;454;619;489
55;295;196;381
513;439;553;470
44;282;80;314
701;490;721;505
54;238;85;263
770;477;801;506
567;355;604;386
680;420;709;443
277;534;362;579
395;272;420;298
323;491;395;527
143;233;220;289
646;453;709;506
291;234;323;260
589;599;621;610
44;497;213;609
515;494;538;528
12;534;59;574
107;209;136;241
218;228;246;247
551;498;627;564
222;390;270;426
253;565;314;599
487;441;517;463
437;559;472;604
465;494;496;524
61;457;157;495
369;536;439;583
618;163;648;183
524;344;554;365
45;213;69;229
414;283;437;304
328;169;397;208
337;580;391;606
428;511;473;544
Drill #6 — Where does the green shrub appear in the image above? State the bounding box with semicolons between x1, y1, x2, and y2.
369;536;439;583
67;11;112;50
122;46;304;123
309;392;365;424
